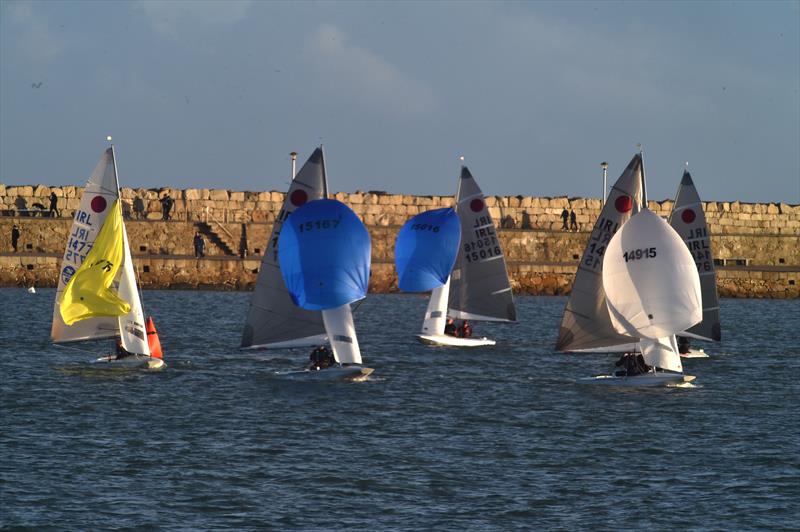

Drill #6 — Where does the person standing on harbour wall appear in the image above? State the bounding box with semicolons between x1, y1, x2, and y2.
133;196;145;219
193;232;205;258
11;224;20;252
570;209;578;231
160;193;173;221
561;208;569;230
48;192;60;218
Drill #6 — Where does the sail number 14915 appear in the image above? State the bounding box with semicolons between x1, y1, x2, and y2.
623;247;657;262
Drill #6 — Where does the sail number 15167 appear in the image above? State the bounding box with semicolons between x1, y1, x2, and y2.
623;247;657;262
298;218;340;232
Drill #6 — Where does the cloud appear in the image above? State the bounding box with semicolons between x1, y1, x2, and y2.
4;1;63;64
305;24;436;119
139;0;252;37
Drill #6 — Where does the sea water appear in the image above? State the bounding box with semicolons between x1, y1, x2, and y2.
1;289;798;529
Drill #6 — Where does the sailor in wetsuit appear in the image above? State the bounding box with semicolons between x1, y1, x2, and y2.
614;353;651;377
677;336;691;355
444;318;457;336
309;346;335;370
456;320;473;338
114;339;134;360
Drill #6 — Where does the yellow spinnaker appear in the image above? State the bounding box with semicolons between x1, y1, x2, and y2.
60;199;131;325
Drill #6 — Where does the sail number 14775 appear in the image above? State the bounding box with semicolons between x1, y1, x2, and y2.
623;247;657;262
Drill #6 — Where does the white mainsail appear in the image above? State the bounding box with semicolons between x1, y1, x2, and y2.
555;154;644;351
241;148;328;349
447;166;516;322
668;170;721;342
51;148;121;343
602;208;702;371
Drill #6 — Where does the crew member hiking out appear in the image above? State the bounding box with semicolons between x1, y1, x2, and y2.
309;345;335;370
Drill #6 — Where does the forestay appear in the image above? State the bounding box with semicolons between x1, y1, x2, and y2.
668;170;721;342
241;148;328;348
51;148;121;343
555;154;644;351
602;208;702;341
278;199;371;365
448;166;516;322
395;208;461;292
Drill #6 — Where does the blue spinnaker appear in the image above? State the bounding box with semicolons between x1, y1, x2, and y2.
395;208;461;292
278;199;371;310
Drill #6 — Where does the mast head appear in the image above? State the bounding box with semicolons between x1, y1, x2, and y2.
601;161;608;170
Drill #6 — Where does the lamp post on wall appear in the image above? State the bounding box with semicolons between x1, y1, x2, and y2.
601;161;609;207
290;152;298;179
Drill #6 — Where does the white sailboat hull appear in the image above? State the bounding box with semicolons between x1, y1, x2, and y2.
681;349;709;359
417;334;496;347
274;365;373;382
241;334;328;350
578;371;695;387
92;355;166;370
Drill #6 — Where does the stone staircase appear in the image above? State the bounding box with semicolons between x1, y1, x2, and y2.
196;222;237;256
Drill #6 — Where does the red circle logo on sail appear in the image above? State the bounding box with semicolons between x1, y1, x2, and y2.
615;195;632;213
290;190;308;207
470;199;484;212
90;196;107;213
681;209;696;224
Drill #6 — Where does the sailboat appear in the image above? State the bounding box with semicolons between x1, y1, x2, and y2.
576;152;701;387
394;207;461;339
418;165;517;346
555;154;643;353
241;148;328;349
51;143;165;370
276;198;373;381
667;169;721;358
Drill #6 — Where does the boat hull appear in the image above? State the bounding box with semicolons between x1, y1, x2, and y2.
93;355;166;370
578;372;695;387
275;365;373;382
418;334;496;347
680;349;709;359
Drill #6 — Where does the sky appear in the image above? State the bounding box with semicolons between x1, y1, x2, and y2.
1;0;798;203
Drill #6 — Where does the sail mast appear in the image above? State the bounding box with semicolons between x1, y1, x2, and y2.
108;136;121;198
320;145;329;199
638;143;648;209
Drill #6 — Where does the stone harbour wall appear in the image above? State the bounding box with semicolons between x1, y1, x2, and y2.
1;254;796;299
1;184;798;298
2;183;799;235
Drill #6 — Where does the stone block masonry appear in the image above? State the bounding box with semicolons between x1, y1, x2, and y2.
1;184;798;297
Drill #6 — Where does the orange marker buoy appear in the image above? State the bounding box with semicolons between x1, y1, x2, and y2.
146;316;163;360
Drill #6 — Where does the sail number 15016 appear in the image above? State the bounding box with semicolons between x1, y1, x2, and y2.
623;247;657;262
